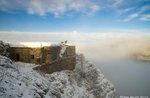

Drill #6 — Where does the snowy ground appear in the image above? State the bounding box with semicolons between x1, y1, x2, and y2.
0;55;115;98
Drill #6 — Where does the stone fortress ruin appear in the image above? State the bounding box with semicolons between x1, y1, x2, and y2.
0;41;76;73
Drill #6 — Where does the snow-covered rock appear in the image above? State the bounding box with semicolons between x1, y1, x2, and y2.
0;55;14;68
0;55;116;98
0;41;10;57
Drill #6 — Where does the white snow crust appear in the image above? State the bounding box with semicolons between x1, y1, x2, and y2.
0;55;115;98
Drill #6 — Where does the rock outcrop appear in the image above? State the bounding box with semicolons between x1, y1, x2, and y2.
0;41;10;57
0;55;116;98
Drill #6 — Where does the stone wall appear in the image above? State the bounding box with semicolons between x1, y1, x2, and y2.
9;46;76;73
41;46;75;64
41;46;60;65
9;47;41;63
39;46;76;73
37;57;76;73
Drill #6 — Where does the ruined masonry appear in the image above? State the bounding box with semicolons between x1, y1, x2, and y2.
9;45;76;73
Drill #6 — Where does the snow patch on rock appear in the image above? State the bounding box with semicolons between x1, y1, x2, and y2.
0;55;14;68
59;42;68;58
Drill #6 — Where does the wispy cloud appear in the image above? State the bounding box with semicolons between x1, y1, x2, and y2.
118;6;137;15
0;0;126;16
112;0;124;7
140;14;150;21
0;0;149;23
123;4;150;22
139;5;150;13
123;13;139;22
0;0;101;16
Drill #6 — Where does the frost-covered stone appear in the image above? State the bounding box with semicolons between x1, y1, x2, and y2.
75;54;116;98
0;55;14;68
0;41;10;57
0;55;116;98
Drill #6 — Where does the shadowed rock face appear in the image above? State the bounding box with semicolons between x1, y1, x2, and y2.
0;40;10;57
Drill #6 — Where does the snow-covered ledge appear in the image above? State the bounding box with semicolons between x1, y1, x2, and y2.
0;55;116;98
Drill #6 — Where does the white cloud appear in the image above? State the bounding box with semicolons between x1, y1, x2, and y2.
118;6;137;15
1;31;150;54
139;5;150;13
122;4;150;22
0;0;101;16
112;0;124;7
0;30;149;43
123;13;139;22
140;14;150;21
0;0;129;17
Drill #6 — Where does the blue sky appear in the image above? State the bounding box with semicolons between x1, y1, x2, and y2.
0;0;150;33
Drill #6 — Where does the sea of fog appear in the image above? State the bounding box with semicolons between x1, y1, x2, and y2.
77;37;150;97
0;32;150;97
94;57;150;97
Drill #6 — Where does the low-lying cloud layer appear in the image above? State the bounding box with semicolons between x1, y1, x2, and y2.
78;38;150;60
0;32;150;60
